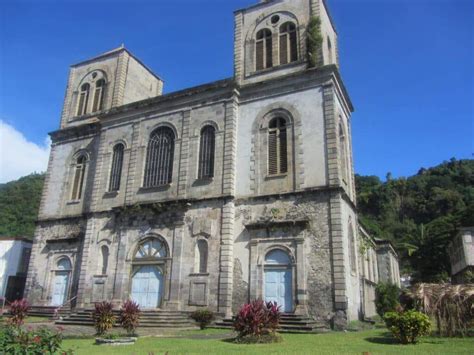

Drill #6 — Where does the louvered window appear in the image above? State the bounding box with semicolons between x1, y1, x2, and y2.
256;29;273;71
279;22;298;65
268;117;288;175
198;125;216;179
144;127;175;187
327;36;333;64
77;83;90;116
71;155;86;200
92;79;105;112
109;143;124;192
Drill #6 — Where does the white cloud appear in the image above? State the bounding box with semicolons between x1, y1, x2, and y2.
0;120;51;183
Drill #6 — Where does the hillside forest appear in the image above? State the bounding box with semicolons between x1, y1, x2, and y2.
0;159;472;283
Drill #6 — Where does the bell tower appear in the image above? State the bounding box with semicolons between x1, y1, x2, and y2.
234;0;338;86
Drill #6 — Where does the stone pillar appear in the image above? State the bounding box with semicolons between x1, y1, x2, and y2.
294;237;307;315
75;217;96;308
218;201;235;317
167;223;185;310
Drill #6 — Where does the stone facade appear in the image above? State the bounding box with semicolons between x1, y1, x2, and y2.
25;0;399;327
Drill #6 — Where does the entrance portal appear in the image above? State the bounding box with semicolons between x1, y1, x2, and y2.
131;265;163;309
51;258;71;306
264;249;293;312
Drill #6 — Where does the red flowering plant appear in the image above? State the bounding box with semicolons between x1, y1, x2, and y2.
93;301;116;336
7;299;29;327
119;300;141;335
233;300;281;342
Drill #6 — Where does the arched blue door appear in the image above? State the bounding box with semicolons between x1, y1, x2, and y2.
51;258;71;306
131;265;163;309
264;250;293;313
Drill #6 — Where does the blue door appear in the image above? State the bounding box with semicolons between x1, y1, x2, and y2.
265;268;293;312
51;272;69;306
131;265;163;309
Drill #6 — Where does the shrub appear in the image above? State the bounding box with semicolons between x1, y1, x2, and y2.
384;310;431;344
119;300;141;335
93;301;116;336
375;282;400;317
0;325;67;354
7;298;29;327
306;16;323;67
234;300;281;341
190;309;215;330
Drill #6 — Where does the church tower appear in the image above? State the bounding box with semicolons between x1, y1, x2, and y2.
59;47;164;129
234;0;338;85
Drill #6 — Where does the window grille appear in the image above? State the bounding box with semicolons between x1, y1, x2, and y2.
256;29;273;71
268;117;288;175
77;83;90;116
349;226;357;272
109;143;124;192
92;79;105;112
143;127;175;187
71;155;86;200
339;123;348;181
198;125;216;179
279;22;298;65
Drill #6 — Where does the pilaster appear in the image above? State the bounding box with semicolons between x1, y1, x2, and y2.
112;51;130;107
218;200;235;317
75;217;96;308
124;122;141;204
177;110;191;198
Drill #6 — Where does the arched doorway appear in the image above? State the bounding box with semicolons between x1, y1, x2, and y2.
264;249;293;312
51;258;72;306
130;238;167;309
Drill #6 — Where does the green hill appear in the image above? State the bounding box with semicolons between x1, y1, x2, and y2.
356;158;474;283
1;159;472;282
0;173;45;238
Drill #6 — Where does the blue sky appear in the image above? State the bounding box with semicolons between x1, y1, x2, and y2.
0;0;472;182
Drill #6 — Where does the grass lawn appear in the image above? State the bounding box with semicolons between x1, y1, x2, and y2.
61;328;474;354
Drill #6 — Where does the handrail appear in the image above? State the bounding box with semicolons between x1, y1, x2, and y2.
54;296;78;320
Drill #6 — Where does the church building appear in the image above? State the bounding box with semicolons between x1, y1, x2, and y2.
25;0;399;327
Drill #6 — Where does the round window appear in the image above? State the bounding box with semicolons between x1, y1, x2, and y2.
271;15;280;24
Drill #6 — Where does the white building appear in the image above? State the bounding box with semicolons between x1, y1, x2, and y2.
0;237;32;301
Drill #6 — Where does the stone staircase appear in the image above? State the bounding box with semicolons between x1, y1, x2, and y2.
214;313;330;333
27;306;71;318
55;309;197;328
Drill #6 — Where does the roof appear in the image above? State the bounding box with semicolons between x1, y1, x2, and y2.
0;236;33;243
70;45;163;82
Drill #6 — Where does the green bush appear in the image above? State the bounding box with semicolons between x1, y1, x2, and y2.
384;310;431;344
0;325;68;354
190;309;215;330
375;282;401;317
93;301;116;336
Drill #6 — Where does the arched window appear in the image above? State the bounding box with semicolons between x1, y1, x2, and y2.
339;122;348;182
198;125;215;179
77;83;90;116
195;240;208;273
327;37;333;64
265;249;291;265
71;155;86;200
92;79;106;112
349;224;357;273
256;29;273;71
57;257;72;270
279;22;298;65
109;143;124;192
134;238;167;259
100;245;109;275
143;127;175;187
268;117;288;175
